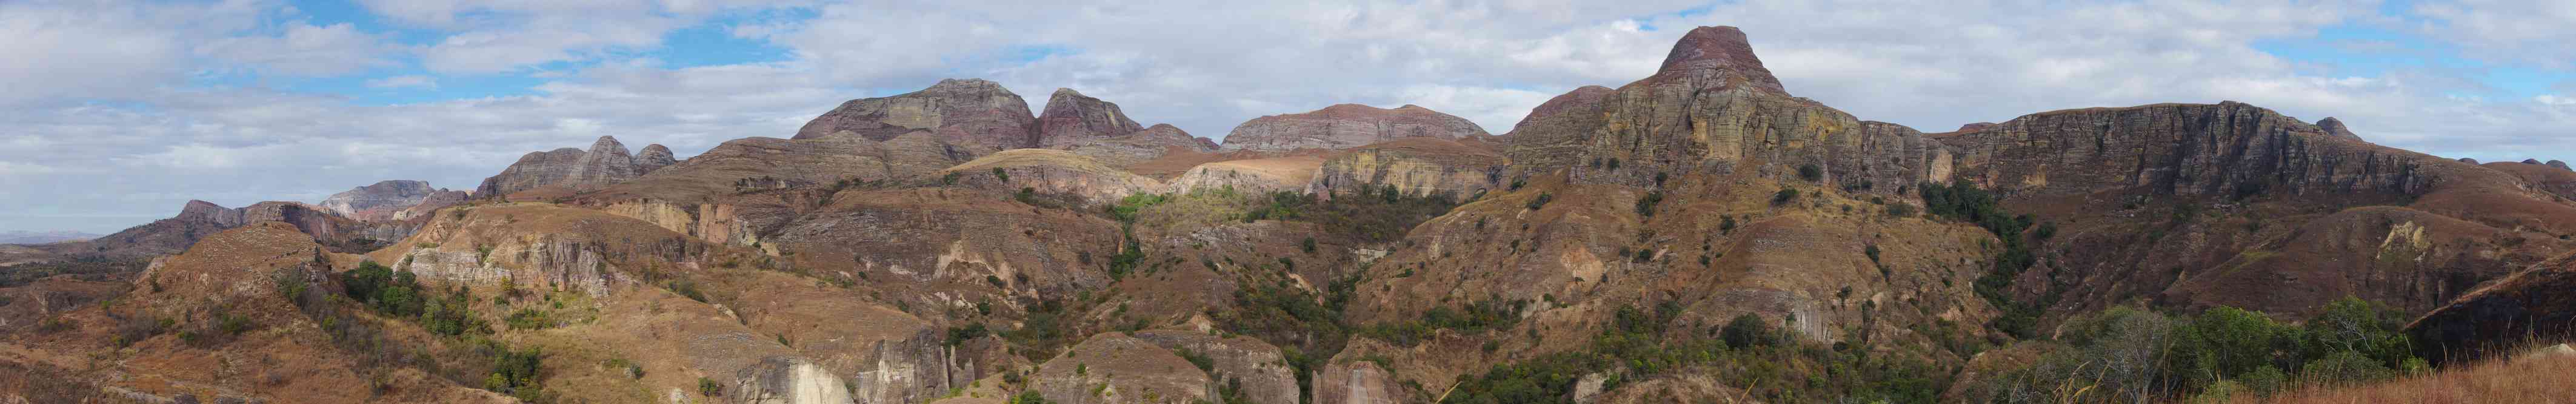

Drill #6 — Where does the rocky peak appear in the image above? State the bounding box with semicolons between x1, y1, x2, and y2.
178;200;244;226
1036;87;1145;148
795;78;1038;150
1220;103;1490;152
2460;158;2480;164
2526;159;2545;165
1653;25;1788;94
2552;160;2572;171
475;135;667;198
636;144;678;173
1955;123;1998;132
2317;117;2361;140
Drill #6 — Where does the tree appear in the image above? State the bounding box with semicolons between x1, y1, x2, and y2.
1798;164;1824;182
1723;314;1770;349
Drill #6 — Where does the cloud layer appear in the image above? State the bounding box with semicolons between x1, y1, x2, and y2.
2;0;2572;233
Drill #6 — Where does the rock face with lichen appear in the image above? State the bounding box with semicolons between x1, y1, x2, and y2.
796;78;1039;150
1220;104;1489;152
474;136;673;199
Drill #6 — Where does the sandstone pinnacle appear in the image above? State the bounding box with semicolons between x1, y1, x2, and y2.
1655;25;1788;95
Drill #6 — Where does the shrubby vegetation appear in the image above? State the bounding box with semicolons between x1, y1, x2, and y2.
342;261;489;336
1917;180;2047;338
1978;298;2424;402
1445;302;1942;403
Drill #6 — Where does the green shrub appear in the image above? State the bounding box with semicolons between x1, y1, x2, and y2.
1797;164;1823;182
1723;314;1771;349
1526;193;1553;210
698;377;722;396
1633;191;1664;217
1771;188;1799;206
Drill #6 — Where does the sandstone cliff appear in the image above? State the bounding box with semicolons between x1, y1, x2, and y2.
1165;156;1325;195
1220;104;1489;152
796;78;1039;150
1307;138;1506;198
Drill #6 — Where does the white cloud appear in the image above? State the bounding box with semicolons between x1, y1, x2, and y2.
365;75;438;89
197;21;395;76
2412;1;2576;69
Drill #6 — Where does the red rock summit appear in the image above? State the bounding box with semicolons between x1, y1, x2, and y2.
1653;25;1787;94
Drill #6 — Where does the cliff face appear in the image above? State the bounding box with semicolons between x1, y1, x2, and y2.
474;136;673;199
796;78;1039;150
1165;156;1325;195
2409;251;2576;363
936;149;1164;204
1308;138;1506;198
1936;102;2429;200
1220;104;1489;152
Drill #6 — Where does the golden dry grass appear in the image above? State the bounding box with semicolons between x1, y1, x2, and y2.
2243;351;2576;404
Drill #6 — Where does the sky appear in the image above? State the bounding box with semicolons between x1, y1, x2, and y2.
3;0;2573;234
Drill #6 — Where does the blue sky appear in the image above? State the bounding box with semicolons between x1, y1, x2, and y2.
3;0;2574;234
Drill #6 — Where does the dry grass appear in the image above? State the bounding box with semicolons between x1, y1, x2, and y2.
2243;349;2576;404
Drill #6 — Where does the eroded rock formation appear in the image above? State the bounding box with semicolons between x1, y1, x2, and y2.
475;136;673;199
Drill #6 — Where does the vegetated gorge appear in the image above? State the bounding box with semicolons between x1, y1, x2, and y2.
5;26;2576;404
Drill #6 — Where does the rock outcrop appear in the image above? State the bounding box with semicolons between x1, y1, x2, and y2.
1129;331;1300;404
2316;116;2362;140
1309;138;1506;198
2460;158;2480;164
2409;251;2576;363
796;78;1039;150
1036;88;1146;148
1166;156;1326;195
1032;333;1211;404
474;136;672;199
936;149;1164;204
319;180;465;221
1220;104;1489;152
2553;160;2572;171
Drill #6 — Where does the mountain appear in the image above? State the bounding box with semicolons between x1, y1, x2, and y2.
473;136;675;200
1220;104;1490;152
0;231;97;244
795;78;1039;150
9;25;2576;404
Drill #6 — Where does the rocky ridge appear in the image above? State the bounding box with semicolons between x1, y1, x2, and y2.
1220;104;1490;152
473;136;675;200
